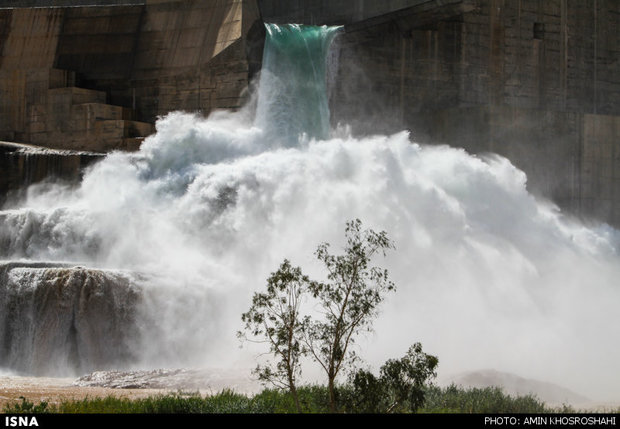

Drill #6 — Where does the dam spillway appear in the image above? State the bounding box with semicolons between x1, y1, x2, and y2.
0;142;103;208
0;3;619;403
1;0;620;226
0;23;348;377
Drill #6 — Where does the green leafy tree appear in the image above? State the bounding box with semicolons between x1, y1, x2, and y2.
304;219;395;411
380;342;439;412
238;259;310;412
347;343;439;413
348;369;387;413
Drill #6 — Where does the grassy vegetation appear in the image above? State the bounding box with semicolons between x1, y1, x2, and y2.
421;385;547;413
3;384;596;414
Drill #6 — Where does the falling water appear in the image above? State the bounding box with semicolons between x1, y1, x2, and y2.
255;24;342;143
1;24;620;402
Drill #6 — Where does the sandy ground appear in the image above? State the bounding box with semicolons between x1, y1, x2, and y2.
0;375;171;409
0;368;261;410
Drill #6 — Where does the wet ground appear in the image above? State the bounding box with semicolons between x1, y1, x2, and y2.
0;375;167;409
0;368;260;409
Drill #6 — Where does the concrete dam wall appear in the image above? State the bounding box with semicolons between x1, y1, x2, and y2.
260;0;620;226
0;141;102;208
0;0;263;152
0;0;618;226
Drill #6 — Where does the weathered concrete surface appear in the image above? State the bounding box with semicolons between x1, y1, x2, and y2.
0;0;261;151
425;106;580;213
128;0;263;120
0;141;103;208
0;6;154;151
325;0;620;225
331;0;620;128
580;114;620;224
0;1;142;7
259;0;448;25
426;107;620;226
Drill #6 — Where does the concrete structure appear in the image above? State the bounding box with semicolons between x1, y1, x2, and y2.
0;0;263;152
0;0;619;226
261;0;620;226
0;141;102;206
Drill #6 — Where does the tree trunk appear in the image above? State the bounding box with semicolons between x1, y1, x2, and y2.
328;376;337;412
290;383;302;413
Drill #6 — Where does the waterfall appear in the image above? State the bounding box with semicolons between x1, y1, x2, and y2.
0;262;139;375
0;24;619;402
0;143;102;208
255;24;342;143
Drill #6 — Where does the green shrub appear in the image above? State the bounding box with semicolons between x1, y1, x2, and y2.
3;397;49;414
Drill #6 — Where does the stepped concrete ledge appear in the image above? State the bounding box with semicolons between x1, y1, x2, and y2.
0;140;105;156
0;141;104;204
48;87;107;105
0;1;145;8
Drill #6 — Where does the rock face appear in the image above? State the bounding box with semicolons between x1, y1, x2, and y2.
0;262;141;376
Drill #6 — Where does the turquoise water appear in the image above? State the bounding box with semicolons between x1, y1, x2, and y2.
255;23;342;143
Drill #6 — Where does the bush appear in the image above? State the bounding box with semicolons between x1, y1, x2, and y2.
3;397;49;414
340;342;438;413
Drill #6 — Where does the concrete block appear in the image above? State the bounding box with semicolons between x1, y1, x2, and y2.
71;103;125;123
48;87;107;105
124;120;154;138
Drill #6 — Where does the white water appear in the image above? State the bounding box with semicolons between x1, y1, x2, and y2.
1;25;620;402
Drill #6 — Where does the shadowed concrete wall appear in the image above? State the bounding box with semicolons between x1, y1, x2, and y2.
0;1;142;6
0;141;102;208
0;0;262;200
317;0;620;226
0;0;262;151
259;0;620;226
127;0;262;120
259;0;436;25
